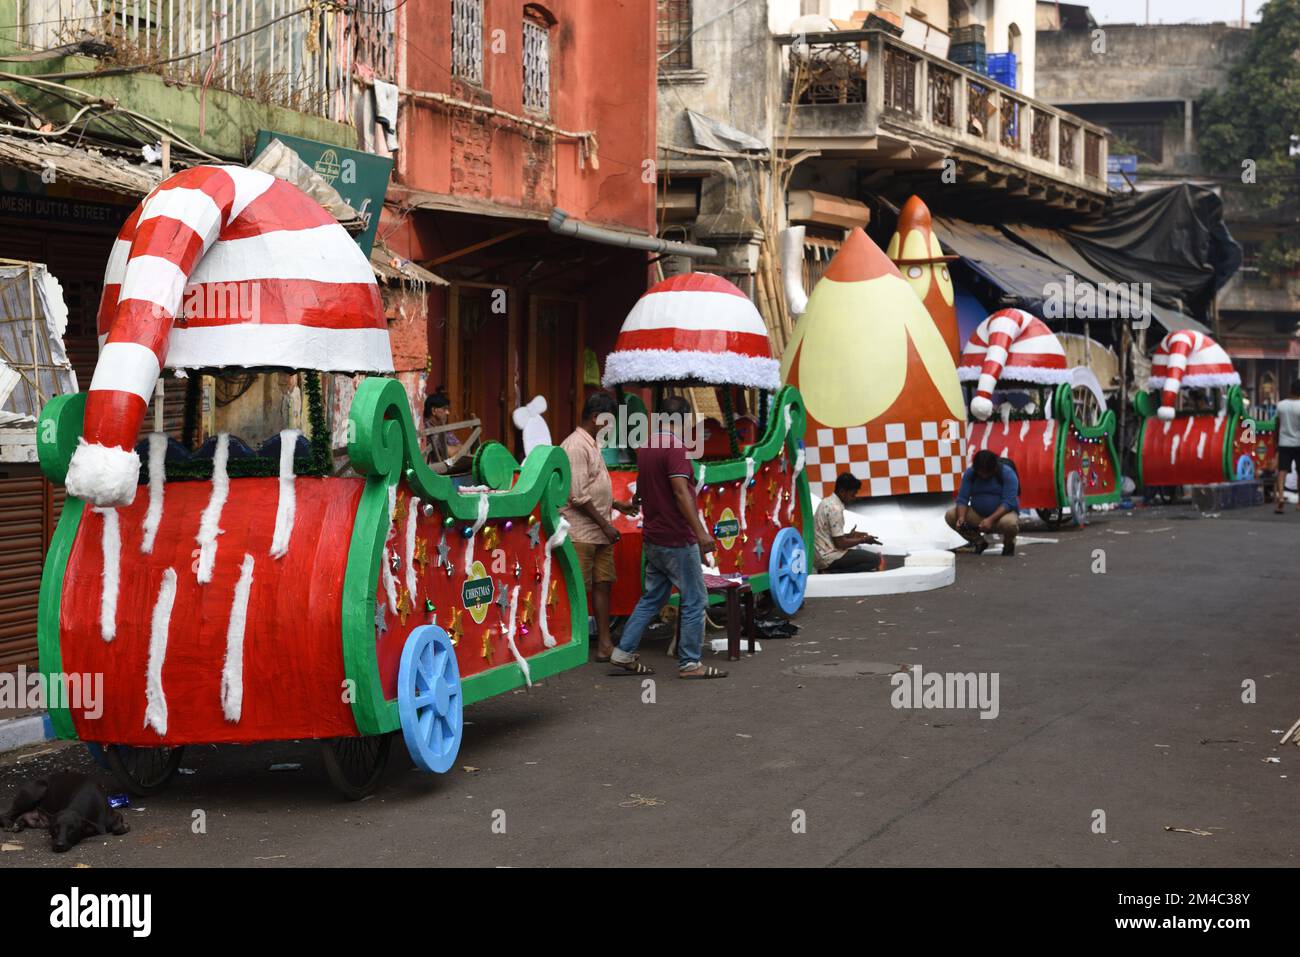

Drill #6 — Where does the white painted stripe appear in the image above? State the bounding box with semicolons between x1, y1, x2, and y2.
188;224;375;285
221;553;256;722
217;165;276;221
104;237;133;286
984;344;1009;365
141;432;167;554
269;430;299;559
137;186;224;240
95;507;120;643
538;516;569;649
195;434;230;584
145;567;177;737
118;254;189;312
163;324;394;373
623;289;768;336
88;342;162;401
405;495;420;600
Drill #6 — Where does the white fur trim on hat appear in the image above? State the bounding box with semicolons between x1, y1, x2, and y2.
970;395;995;421
65;441;141;507
958;364;1071;386
603;349;780;391
1147;372;1241;390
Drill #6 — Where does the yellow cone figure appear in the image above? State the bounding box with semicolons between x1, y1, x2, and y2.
782;227;966;499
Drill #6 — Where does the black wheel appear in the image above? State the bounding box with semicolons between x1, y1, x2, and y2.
104;744;186;796
320;734;393;800
1035;508;1062;529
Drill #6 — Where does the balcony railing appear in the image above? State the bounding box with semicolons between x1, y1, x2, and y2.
781;29;1109;193
16;0;394;123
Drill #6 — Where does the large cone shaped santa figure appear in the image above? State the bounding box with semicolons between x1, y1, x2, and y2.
66;164;393;507
781;227;966;499
1148;329;1239;421
886;195;961;362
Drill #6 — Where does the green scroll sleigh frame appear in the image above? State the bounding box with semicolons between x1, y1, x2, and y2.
1132;384;1279;488
35;377;588;741
1049;381;1123;508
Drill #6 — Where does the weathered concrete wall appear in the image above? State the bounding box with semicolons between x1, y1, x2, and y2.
658;0;780;260
1036;23;1252;105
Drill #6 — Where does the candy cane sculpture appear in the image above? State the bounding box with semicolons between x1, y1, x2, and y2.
958;308;1069;421
65;165;392;506
1148;330;1238;422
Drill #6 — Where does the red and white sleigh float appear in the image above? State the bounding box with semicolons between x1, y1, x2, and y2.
38;166;589;798
1133;329;1277;497
958;308;1122;524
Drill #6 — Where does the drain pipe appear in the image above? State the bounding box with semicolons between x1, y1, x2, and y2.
548;208;717;259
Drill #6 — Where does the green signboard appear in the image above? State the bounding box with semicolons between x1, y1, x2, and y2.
253;130;393;256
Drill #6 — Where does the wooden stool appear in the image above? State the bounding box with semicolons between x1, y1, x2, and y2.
671;574;756;662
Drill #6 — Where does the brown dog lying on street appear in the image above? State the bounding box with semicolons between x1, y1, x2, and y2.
1;771;130;852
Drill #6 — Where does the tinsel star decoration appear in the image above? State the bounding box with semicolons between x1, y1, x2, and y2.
436;532;451;568
393;491;408;528
494;580;511;616
521;590;535;625
481;525;500;552
527;517;542;547
754;538;765;561
733;549;744;570
389;550;401;574
446;607;463;645
766;477;779;500
547;579;558;606
395;586;412;624
374;602;388;634
413;537;430;574
482;628;495;663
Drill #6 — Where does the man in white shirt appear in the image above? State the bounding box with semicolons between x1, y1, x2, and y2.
813;473;881;573
1274;380;1300;514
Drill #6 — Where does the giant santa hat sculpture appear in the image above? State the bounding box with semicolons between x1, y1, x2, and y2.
1148;329;1239;421
65;164;392;507
957;308;1071;420
602;272;779;389
886;195;961;362
781;227;966;498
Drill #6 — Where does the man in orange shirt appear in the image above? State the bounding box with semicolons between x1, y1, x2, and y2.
560;392;636;661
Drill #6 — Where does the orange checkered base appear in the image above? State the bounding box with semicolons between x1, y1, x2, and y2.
805;421;967;498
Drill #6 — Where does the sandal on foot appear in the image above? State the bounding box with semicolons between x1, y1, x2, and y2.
678;664;728;679
609;660;654;675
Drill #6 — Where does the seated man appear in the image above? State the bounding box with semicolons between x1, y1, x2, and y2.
946;449;1020;556
813;472;882;573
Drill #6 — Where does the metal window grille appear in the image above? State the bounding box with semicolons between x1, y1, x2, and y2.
452;0;484;85
522;17;550;114
657;0;691;70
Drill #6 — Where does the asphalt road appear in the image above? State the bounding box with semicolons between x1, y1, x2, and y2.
3;504;1297;868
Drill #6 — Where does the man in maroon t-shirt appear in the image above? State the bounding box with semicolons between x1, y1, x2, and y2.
610;396;727;678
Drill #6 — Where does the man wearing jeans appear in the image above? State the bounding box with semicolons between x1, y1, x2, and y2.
610;396;728;679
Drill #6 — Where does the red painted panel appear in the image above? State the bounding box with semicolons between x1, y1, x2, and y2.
1062;430;1118;501
965;419;1060;509
1231;423;1276;478
1140;414;1230;486
61;478;363;746
373;484;577;694
607;451;806;616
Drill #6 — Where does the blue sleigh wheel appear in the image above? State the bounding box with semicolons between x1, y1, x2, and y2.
398;625;464;773
768;526;808;616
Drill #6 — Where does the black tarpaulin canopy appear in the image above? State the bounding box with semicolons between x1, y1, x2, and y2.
931;191;1219;335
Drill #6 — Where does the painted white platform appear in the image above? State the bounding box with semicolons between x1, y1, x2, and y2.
806;549;955;597
833;492;967;553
